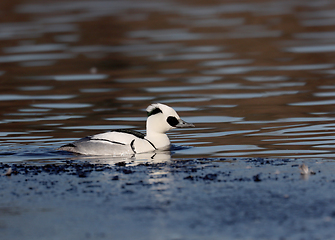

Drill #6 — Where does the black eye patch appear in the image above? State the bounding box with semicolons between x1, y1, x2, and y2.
167;116;179;127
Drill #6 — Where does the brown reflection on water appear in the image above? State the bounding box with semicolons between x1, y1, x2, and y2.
1;0;335;161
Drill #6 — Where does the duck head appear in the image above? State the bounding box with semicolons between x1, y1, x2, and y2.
146;103;194;136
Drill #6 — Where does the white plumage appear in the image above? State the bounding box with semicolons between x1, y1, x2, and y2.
58;103;194;156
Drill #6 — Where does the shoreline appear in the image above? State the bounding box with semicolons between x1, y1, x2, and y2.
1;158;335;240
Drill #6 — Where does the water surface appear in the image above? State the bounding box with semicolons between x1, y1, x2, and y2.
1;0;335;163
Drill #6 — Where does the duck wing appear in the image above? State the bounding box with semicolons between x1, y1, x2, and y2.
58;129;146;155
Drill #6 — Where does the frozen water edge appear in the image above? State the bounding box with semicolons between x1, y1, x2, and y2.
0;158;334;240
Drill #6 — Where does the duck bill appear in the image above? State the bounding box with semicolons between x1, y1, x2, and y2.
176;119;195;128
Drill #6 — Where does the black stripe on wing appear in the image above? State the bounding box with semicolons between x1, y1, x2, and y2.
90;138;126;145
113;129;156;149
113;129;145;139
113;129;156;150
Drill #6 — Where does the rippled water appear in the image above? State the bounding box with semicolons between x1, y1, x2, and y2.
1;0;335;163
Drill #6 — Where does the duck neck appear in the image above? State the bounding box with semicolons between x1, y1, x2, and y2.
145;131;170;150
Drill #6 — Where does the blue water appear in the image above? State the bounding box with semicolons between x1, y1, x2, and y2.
1;0;335;163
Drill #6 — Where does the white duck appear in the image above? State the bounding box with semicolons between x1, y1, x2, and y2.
58;103;194;155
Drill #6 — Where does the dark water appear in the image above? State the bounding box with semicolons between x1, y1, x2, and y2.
1;0;335;163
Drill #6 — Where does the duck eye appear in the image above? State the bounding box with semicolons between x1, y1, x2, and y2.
167;116;179;127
